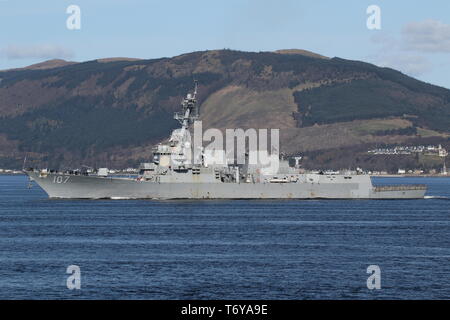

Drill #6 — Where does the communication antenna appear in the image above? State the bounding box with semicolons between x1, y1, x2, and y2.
22;155;27;171
193;79;199;118
174;80;199;126
193;79;198;98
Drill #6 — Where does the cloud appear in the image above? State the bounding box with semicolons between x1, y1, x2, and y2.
0;44;74;60
367;20;450;77
372;54;432;77
370;33;399;51
402;19;450;53
368;33;432;76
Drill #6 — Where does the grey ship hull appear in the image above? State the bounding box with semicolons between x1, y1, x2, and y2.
26;171;426;199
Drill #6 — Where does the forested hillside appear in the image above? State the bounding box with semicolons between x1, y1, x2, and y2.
0;49;449;170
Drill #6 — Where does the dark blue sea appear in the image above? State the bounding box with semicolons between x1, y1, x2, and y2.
0;175;449;299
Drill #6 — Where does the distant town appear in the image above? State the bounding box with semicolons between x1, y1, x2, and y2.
365;144;448;176
368;144;448;157
1;145;448;177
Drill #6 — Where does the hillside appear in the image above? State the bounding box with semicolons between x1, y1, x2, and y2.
0;49;449;170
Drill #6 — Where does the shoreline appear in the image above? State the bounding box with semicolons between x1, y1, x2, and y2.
1;172;449;178
373;174;449;178
0;172;24;175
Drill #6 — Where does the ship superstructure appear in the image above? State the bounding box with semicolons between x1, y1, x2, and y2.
25;83;427;199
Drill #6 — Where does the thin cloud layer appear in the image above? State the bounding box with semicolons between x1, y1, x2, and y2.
369;33;432;77
374;54;432;77
0;44;74;60
402;19;450;53
369;19;450;77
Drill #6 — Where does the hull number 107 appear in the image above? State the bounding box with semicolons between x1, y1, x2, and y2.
53;176;70;184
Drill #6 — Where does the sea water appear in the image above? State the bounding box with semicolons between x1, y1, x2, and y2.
0;175;449;299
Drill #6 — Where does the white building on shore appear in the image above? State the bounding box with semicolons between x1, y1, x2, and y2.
438;144;448;157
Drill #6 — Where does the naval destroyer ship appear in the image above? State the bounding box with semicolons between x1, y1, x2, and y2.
25;83;427;199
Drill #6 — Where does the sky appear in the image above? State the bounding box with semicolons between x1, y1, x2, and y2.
0;0;450;89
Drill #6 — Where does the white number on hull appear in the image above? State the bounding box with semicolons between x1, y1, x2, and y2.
53;176;70;184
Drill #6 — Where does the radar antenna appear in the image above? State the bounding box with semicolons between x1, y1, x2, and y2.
174;80;199;128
